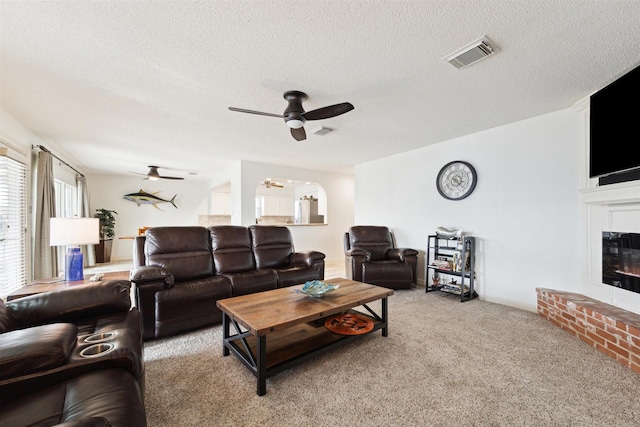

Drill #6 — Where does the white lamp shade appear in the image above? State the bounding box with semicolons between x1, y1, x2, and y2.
50;217;100;246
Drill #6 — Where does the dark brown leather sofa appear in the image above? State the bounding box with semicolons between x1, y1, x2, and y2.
344;225;419;290
0;280;146;426
131;225;325;340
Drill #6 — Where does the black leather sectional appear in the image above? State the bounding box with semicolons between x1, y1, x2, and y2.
131;225;325;340
0;280;146;426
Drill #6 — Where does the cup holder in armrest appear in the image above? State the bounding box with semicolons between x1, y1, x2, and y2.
84;331;117;343
79;343;115;358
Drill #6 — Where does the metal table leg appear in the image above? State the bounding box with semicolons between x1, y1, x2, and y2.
222;313;230;356
257;335;266;396
382;297;388;337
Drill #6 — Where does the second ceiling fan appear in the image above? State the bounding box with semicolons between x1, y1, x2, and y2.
130;166;185;181
228;90;354;141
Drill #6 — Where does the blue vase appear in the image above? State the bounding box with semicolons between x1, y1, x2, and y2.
65;247;84;281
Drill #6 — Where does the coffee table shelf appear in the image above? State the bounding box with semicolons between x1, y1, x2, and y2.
226;309;382;371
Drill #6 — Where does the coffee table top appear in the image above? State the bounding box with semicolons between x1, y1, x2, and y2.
217;278;394;336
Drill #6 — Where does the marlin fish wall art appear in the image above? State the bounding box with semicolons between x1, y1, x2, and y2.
123;189;177;210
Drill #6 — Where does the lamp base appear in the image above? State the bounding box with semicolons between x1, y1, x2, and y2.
65;247;84;281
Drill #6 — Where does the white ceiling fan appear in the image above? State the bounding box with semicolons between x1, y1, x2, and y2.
129;166;185;181
261;179;284;189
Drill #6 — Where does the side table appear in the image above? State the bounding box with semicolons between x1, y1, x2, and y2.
6;270;130;301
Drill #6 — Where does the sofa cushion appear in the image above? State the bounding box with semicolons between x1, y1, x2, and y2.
224;269;278;296
348;226;394;261
209;226;256;274
0;299;18;333
154;276;232;337
145;226;214;281
250;225;294;269
274;265;324;288
0;368;146;426
0;323;77;381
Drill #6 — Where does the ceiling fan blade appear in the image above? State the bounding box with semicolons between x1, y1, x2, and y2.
159;176;184;180
302;102;354;121
228;107;283;118
291;127;306;141
129;171;147;176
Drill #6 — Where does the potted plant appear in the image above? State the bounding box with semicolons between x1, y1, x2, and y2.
94;208;117;263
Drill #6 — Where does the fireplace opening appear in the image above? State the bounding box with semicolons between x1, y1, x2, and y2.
603;232;640;294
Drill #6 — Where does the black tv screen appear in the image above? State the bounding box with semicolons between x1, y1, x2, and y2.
590;64;640;178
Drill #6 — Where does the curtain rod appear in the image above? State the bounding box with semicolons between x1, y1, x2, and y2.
34;145;85;178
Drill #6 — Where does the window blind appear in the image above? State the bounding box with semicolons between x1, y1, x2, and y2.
0;155;27;297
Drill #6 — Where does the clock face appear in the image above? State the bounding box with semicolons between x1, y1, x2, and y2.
436;161;477;200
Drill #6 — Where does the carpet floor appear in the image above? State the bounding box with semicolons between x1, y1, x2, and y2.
143;288;640;426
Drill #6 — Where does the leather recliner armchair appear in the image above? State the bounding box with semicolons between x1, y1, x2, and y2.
131;226;233;340
0;280;146;426
344;225;418;289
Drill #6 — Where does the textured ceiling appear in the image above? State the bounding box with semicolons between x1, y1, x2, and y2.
1;1;640;179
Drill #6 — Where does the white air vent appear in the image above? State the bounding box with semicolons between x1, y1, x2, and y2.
311;126;335;136
444;36;498;69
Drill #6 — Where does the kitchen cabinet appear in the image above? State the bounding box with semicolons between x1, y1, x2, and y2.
261;195;293;216
211;192;231;215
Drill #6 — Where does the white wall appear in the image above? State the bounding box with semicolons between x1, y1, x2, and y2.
87;161;354;263
355;109;581;312
86;174;210;261
226;160;354;260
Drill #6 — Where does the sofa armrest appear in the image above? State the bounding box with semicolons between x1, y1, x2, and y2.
130;266;174;286
345;248;371;261
290;250;326;267
0;323;77;381
387;248;419;262
7;281;131;328
130;266;174;340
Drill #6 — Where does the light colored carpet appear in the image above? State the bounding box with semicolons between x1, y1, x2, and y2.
143;288;640;427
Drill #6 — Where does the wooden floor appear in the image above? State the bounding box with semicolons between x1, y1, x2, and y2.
86;258;346;279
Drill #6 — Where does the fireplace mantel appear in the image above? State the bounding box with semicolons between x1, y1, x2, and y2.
581;180;640;206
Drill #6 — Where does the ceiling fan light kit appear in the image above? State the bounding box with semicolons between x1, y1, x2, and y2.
229;90;354;141
286;119;305;129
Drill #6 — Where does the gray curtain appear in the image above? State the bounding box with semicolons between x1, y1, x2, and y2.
77;175;96;267
34;151;57;279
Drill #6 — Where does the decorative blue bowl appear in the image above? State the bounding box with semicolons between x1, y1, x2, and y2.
294;280;339;298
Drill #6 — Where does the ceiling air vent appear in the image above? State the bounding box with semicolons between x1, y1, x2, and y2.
311;126;335;136
444;36;498;69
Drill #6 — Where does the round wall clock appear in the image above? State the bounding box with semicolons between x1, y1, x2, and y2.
436;161;477;200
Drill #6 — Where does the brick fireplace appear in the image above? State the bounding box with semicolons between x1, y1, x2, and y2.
537;288;640;374
542;96;640;375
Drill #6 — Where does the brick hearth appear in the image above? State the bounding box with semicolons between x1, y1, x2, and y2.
536;288;640;374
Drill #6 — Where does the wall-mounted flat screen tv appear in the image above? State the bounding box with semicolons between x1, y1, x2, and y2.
590;64;640;179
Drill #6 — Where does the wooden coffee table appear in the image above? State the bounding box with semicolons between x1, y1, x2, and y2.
216;277;394;395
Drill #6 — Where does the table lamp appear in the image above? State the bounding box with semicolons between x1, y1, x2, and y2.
50;217;100;281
